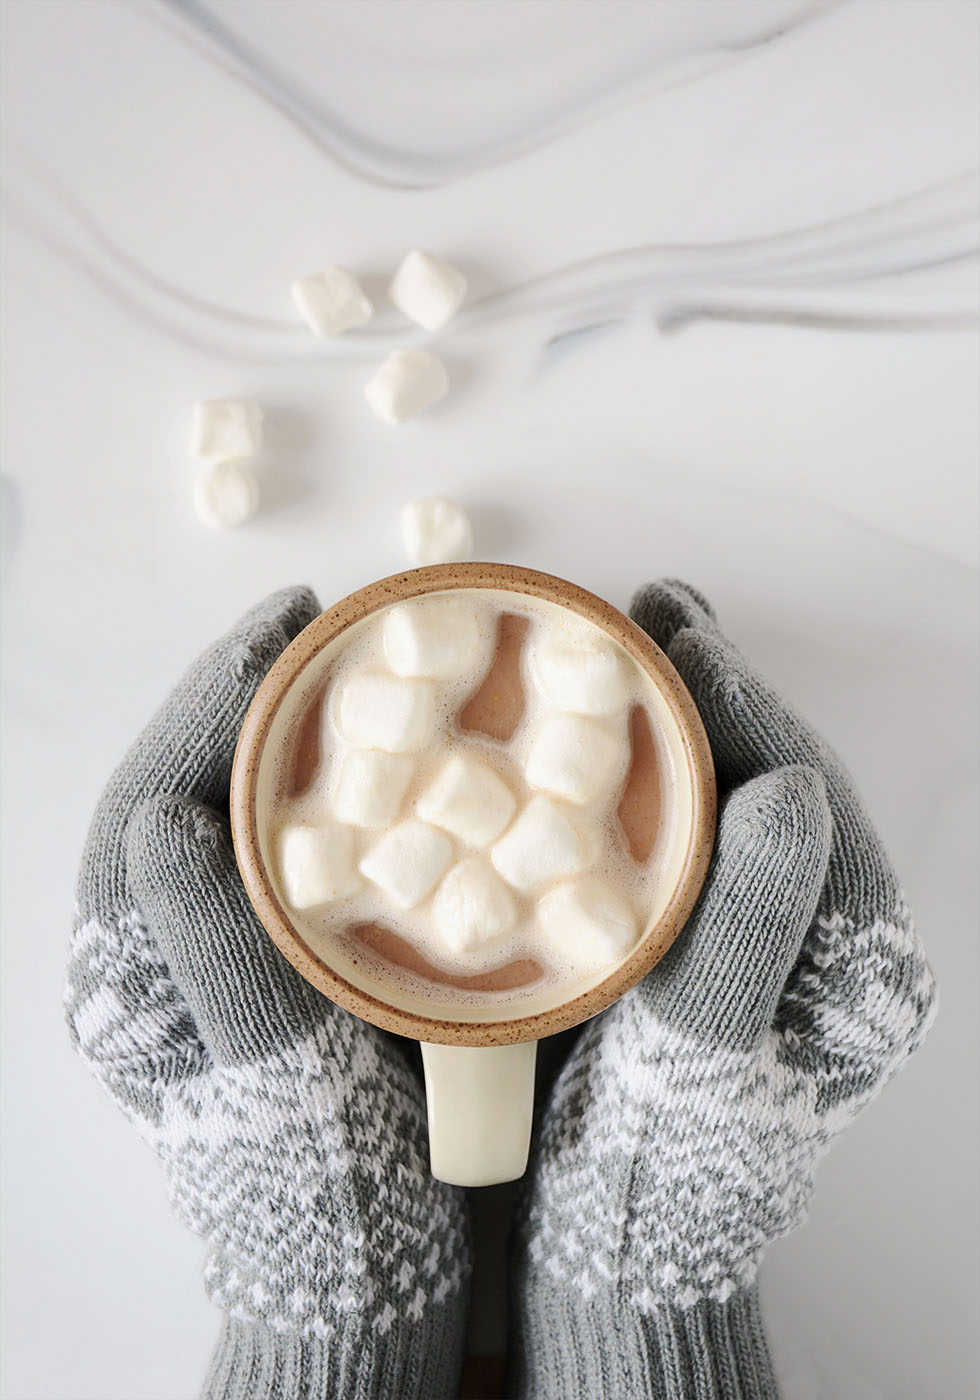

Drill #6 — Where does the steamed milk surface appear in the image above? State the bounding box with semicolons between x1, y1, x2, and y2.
263;591;683;1015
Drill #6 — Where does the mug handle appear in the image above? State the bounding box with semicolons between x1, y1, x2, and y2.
420;1041;538;1186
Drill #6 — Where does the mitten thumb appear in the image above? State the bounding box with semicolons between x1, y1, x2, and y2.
127;795;328;1066
642;764;832;1052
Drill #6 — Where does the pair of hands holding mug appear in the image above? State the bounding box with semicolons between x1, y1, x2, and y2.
66;580;935;1400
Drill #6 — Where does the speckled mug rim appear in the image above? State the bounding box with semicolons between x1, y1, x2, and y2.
230;563;716;1047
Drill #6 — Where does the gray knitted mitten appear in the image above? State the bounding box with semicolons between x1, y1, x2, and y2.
509;579;937;1400
65;589;470;1400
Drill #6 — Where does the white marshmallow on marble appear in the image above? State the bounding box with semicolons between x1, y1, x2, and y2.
383;598;482;678
335;671;434;753
525;712;622;806
291;267;373;338
417;754;516;848
433;857;517;954
193;462;260;530
191;399;263;464
365;349;449;425
331;749;414;829
359;819;453;909
388;250;468;331
530;626;630;716
537;878;638;965
277;823;360;908
491;795;589;894
400;496;473;566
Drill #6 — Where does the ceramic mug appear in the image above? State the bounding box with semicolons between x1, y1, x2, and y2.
230;564;716;1186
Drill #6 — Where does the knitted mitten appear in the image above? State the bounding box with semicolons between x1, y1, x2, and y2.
509;579;937;1400
65;588;470;1400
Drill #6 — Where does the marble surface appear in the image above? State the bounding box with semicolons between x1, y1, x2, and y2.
2;3;977;1397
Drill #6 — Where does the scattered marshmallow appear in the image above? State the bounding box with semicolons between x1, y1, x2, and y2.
193;462;260;530
331;749;414;829
335;671;435;753
491;795;589;894
365;349;449;425
525;712;622;806
433;858;517;954
417;754;516;848
191;399;263;464
359;819;453;909
291;267;373;338
530;625;630;715
384;598;482;678
388;250;468;331
537;878;638;965
400;496;473;566
276;823;360;908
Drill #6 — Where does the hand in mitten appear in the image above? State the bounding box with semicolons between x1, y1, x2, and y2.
65;589;470;1400
510;580;936;1400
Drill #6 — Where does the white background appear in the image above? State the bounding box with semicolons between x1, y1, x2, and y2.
1;3;977;1397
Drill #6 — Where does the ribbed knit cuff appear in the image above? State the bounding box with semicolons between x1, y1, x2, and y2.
506;1284;779;1400
202;1308;467;1400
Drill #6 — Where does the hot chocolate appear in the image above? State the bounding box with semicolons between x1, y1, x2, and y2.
255;588;693;1021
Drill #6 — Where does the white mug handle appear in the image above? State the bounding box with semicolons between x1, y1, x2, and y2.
420;1041;538;1186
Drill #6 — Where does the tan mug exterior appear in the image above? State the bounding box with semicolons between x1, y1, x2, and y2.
230;564;716;1185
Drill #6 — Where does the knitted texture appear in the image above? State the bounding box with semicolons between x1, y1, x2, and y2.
509;580;937;1399
64;589;470;1400
508;1284;776;1400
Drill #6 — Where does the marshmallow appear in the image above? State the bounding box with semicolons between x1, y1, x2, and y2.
193;462;260;530
331;749;414;829
525;713;623;806
365;349;449;425
400;496;473;566
530;625;630;715
433;858;517;954
277;823;360;908
388;250;468;331
291;267;373;337
537;878;638;965
359;819;453;909
491;795;589;893
190;399;263;464
383;598;482;678
417;754;516;848
334;671;434;753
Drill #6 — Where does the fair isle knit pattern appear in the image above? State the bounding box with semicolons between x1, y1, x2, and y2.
65;909;468;1340
509;580;938;1400
66;908;205;1125
523;901;935;1312
65;589;470;1400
